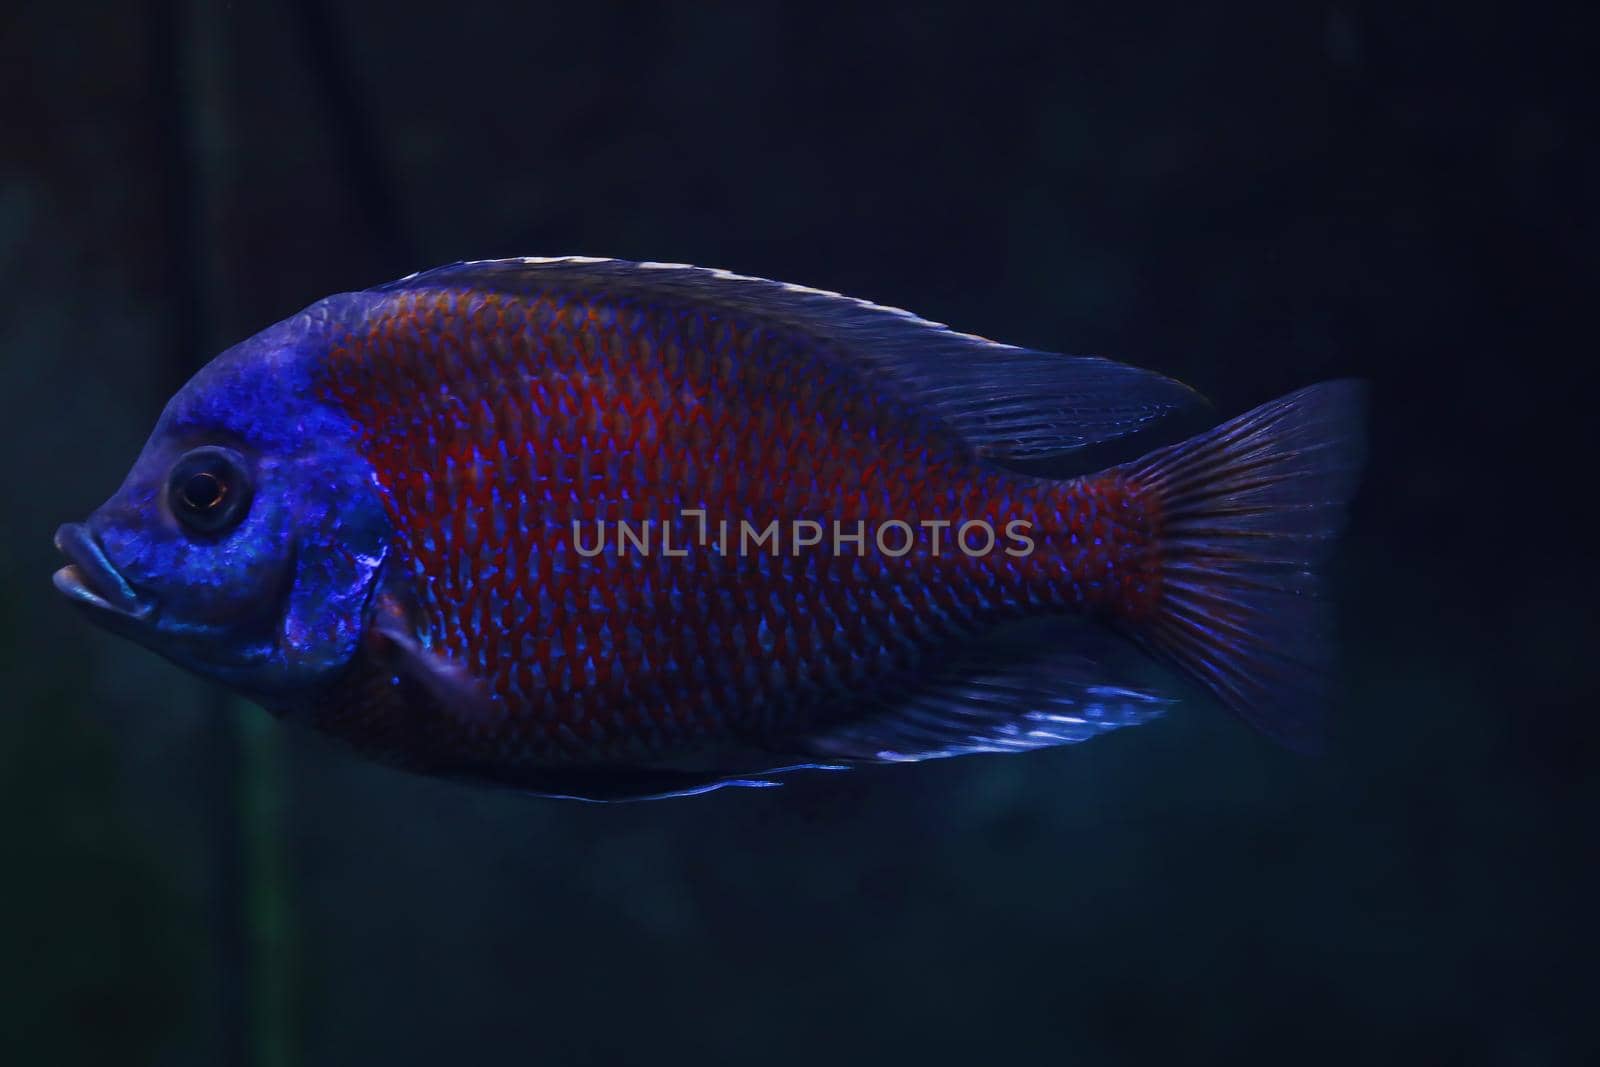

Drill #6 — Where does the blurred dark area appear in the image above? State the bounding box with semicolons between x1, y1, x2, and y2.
1;2;1593;1065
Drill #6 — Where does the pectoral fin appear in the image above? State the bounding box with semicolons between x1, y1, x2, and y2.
370;593;500;726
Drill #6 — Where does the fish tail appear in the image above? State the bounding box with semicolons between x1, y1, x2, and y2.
1107;381;1368;752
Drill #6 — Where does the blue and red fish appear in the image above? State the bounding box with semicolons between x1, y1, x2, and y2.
53;258;1365;800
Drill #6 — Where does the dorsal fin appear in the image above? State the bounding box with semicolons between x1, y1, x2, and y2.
371;257;1208;462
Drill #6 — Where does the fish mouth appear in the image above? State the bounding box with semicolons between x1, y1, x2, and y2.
53;523;154;620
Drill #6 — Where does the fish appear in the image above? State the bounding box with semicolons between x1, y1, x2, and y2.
53;257;1366;801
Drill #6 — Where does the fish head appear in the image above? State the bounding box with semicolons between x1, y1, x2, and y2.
53;301;393;705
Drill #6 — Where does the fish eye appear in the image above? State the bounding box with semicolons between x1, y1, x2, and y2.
167;447;252;536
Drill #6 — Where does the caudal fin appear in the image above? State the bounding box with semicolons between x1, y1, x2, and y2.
1113;381;1368;752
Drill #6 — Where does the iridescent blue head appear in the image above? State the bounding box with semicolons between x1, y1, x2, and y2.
53;297;394;708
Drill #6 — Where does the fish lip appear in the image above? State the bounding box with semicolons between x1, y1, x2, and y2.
52;523;153;620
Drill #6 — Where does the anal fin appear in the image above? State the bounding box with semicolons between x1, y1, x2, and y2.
796;618;1173;764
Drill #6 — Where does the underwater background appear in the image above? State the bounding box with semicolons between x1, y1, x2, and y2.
1;2;1591;1064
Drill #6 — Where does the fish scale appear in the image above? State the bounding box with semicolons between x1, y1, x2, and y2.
315;284;1112;768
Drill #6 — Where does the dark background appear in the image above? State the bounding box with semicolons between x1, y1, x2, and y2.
2;2;1592;1065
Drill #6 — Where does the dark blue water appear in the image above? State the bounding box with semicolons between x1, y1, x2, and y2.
2;3;1589;1064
